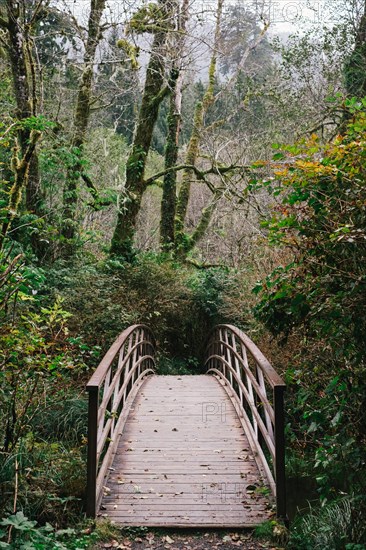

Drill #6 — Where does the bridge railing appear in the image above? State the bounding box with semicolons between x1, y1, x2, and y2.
85;324;156;516
205;324;286;519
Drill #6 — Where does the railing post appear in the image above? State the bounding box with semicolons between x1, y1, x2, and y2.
86;387;98;517
274;385;287;521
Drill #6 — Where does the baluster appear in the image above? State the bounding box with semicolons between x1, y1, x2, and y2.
256;364;274;443
232;333;243;405
218;328;225;379
216;328;221;372
123;333;133;403
98;367;111;442
116;341;126;402
224;329;232;388
111;348;124;438
241;342;258;439
138;328;143;379
212;334;216;371
131;328;139;386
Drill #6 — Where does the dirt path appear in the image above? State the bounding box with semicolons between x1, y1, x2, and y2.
98;530;282;550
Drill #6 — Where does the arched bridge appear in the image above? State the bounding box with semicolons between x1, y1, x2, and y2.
86;324;286;527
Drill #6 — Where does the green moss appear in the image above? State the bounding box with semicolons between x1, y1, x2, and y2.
117;39;140;70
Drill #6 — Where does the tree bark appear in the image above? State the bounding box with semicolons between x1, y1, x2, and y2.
160;0;189;251
110;0;172;258
0;131;42;250
345;2;366;97
61;0;106;251
174;0;223;258
4;1;42;214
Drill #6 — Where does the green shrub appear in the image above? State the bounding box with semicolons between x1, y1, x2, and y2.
30;398;88;444
288;497;366;550
0;511;97;549
0;438;86;525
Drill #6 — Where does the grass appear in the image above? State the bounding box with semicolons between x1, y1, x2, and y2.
288;497;366;550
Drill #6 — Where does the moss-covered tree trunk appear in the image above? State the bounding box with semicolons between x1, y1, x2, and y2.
61;0;106;251
160;0;189;251
174;0;223;258
345;2;366;97
110;0;172;258
1;1;42;216
0;131;42;250
0;1;49;259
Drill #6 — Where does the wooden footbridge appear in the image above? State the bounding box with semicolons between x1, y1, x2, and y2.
86;325;286;527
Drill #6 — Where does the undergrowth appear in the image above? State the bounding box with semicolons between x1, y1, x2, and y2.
288;496;366;550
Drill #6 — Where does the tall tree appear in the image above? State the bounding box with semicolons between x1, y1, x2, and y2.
171;0;269;260
0;1;47;220
344;1;366;96
61;0;106;251
160;0;189;251
173;0;224;257
110;0;174;258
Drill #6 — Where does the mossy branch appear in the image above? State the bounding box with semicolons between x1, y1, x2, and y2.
117;38;140;70
190;193;220;249
145;164;206;186
81;173;114;210
145;162;251;187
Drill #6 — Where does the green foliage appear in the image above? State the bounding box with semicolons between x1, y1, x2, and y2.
253;520;277;539
0;441;85;525
157;355;199;375
253;519;288;545
30;398;87;444
20;116;55;133
288;497;366;550
255;102;366;337
0;260;93;523
253;101;366;499
48;256;245;365
188;268;232;319
0;512;97;549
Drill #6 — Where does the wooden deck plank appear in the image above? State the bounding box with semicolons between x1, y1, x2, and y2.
99;375;273;527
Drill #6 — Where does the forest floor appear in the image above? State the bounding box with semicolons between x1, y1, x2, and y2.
96;530;282;550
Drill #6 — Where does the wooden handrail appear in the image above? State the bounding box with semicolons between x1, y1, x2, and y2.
205;324;286;520
85;324;156;516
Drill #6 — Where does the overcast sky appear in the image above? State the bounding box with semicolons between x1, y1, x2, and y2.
62;0;340;44
63;0;330;33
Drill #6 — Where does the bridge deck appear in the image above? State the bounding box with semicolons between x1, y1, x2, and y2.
100;375;274;527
